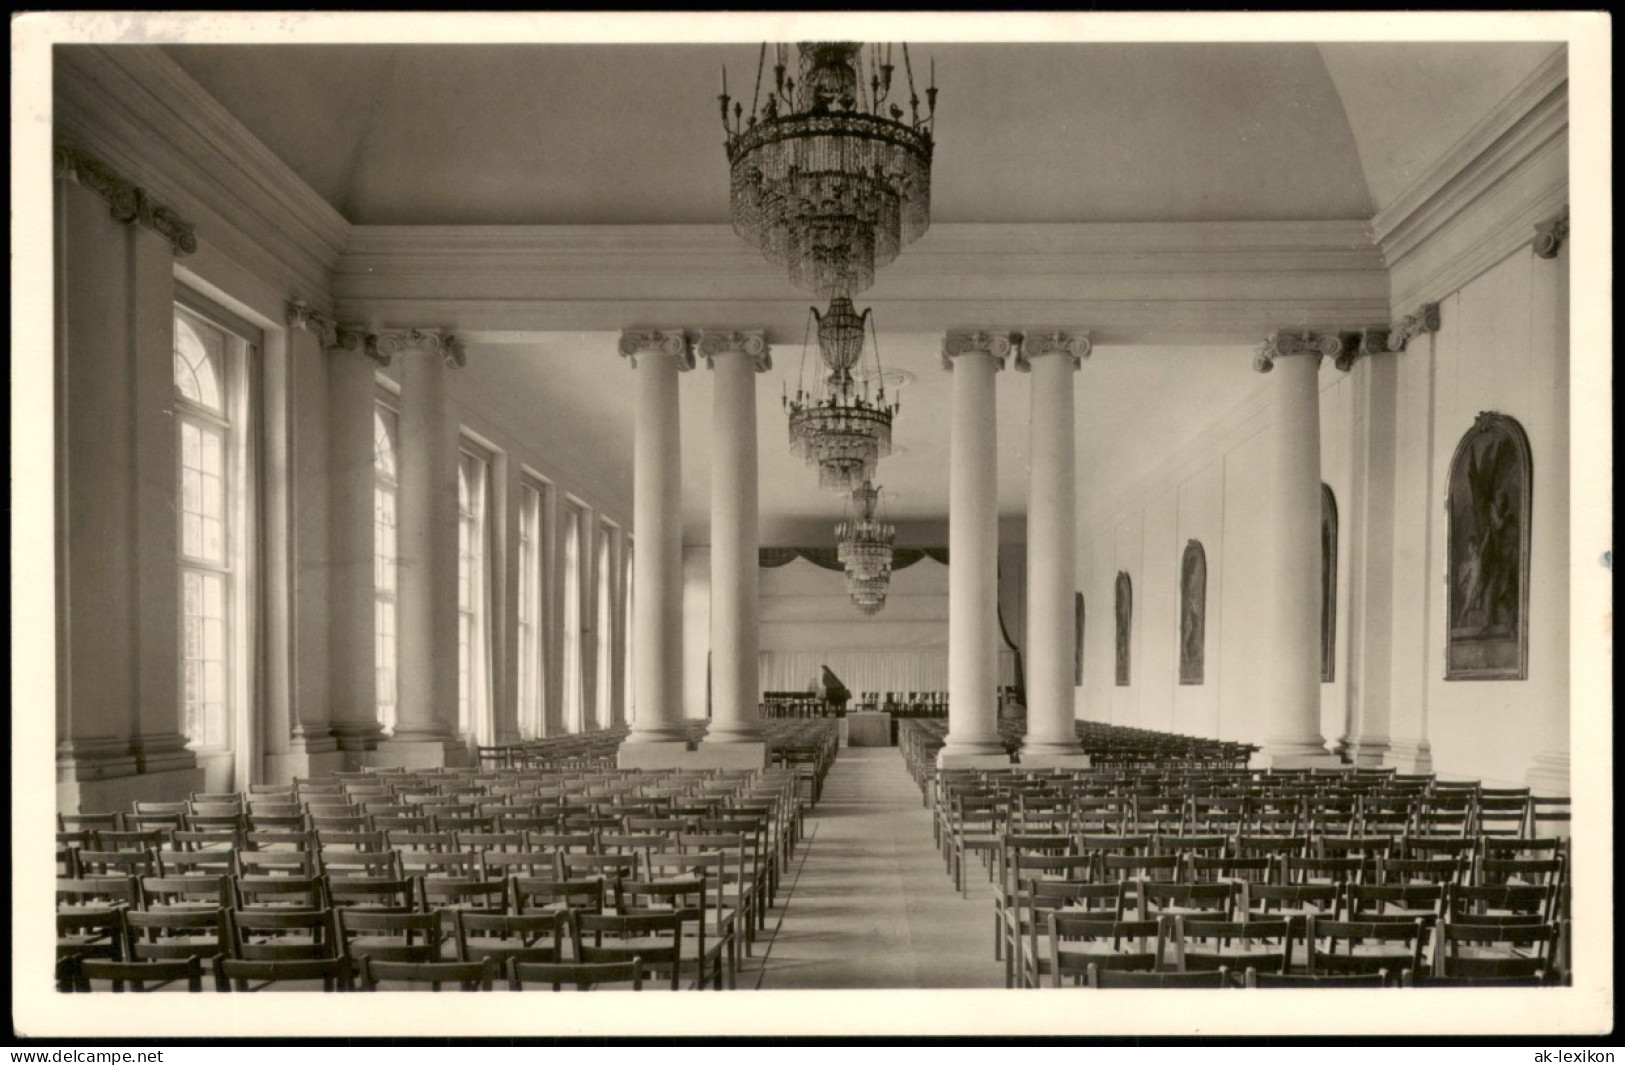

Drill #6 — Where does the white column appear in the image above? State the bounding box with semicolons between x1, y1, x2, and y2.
699;331;771;760
1018;332;1091;766
1526;232;1570;797
938;332;1013;768
318;320;385;753
386;339;465;765
1337;330;1398;767
1254;331;1342;767
618;330;694;766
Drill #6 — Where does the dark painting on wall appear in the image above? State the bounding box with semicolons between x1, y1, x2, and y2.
1179;540;1206;685
1114;572;1132;686
1074;592;1085;686
1321;484;1337;683
1446;412;1532;680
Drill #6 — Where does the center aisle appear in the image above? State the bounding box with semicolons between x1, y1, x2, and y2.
744;746;1006;989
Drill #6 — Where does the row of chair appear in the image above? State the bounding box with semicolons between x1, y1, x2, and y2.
1032;911;1565;988
57;904;711;992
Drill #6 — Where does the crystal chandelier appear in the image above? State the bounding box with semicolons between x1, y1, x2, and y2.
847;572;890;616
784;296;899;492
720;42;937;300
836;481;895;581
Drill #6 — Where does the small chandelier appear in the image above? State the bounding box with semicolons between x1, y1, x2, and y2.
721;42;937;300
785;296;899;492
836;481;895;581
847;572;890;616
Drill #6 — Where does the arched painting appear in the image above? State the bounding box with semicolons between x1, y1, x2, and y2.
1179;541;1206;685
1114;572;1132;686
1074;592;1085;686
1321;484;1337;683
1446;413;1532;680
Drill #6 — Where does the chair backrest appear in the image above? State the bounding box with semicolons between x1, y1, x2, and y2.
1088;964;1229;989
1304;915;1427;976
360;956;497;991
227;907;340;961
78;955;206;992
509;954;645;991
574;911;682;991
139;874;231;910
215;956;353;992
1046;914;1166;986
512;876;606;915
322;874;418;912
1437;921;1558;981
1245;967;1392;988
1172;916;1292;974
57;875;141;909
419;876;509;913
1138;880;1237;921
126;907;229;960
453;910;567;964
335;908;442;963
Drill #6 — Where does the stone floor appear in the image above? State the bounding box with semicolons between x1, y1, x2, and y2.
740;746;1006;989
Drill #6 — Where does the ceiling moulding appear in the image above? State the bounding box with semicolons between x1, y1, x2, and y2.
54;46;350;301
334;221;1388;346
1370;48;1568;315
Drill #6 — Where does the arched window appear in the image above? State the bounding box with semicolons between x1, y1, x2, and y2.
173;316;224;414
1179;541;1207;685
1322;484;1337;683
1073;592;1085;687
373;404;399;733
1445;412;1532;680
1114;572;1132;686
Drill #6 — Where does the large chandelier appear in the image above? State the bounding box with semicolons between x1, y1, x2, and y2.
837;481;895;581
721;42;937;300
784;296;899;491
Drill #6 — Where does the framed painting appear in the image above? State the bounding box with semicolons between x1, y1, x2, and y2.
1445;412;1532;680
1114;571;1132;686
1179;541;1206;685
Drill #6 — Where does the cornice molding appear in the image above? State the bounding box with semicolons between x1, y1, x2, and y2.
941;331;1012;372
697;330;771;372
1532;204;1570;259
1371;49;1567;255
54;46;349;298
1252;330;1341;374
1387;302;1442;352
618;329;695;370
335;221;1388;345
1372;49;1568;315
1014;331;1091;372
54;144;197;255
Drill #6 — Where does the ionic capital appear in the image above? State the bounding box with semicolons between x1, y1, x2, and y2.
1332;328;1392;372
55;143;197;256
619;329;695;370
698;330;772;372
285;300;375;363
1253;330;1341;374
941;331;1012;371
1533;205;1569;259
1015;331;1091;372
1386;302;1441;352
366;329;466;369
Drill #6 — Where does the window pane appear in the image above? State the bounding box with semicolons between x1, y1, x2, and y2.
201;519;223;563
203;573;223;615
200;431;223;476
181;422;201;468
174;314;224;413
182;515;203;559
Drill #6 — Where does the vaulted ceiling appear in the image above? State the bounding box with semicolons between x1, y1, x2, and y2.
140;35;1562;538
160;41;1558;228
